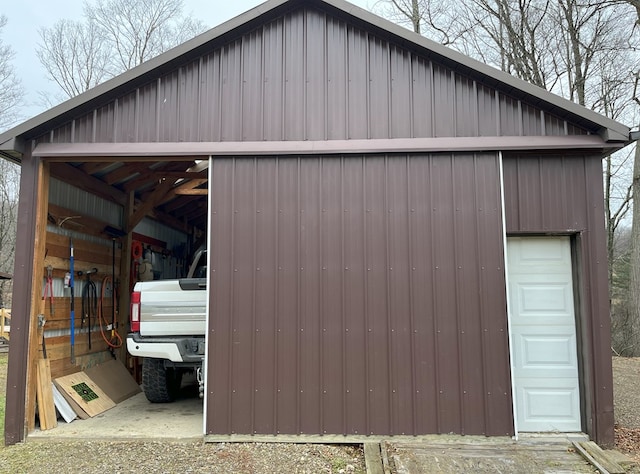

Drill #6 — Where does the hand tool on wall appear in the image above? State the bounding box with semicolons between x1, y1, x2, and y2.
42;265;54;316
79;268;98;351
69;237;75;364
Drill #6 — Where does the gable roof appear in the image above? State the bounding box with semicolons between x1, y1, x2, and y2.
0;0;631;162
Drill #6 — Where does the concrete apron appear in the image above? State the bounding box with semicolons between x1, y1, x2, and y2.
29;390;203;442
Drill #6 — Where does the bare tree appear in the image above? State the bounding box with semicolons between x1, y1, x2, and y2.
0;160;19;308
84;0;206;72
37;0;207;99
37;20;112;99
0;15;24;132
373;0;463;44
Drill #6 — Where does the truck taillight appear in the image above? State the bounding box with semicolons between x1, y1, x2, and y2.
130;291;141;332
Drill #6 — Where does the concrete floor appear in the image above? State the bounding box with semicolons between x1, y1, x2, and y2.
29;384;203;442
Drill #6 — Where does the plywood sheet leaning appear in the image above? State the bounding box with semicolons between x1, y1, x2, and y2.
36;359;57;430
53;371;116;417
85;359;141;404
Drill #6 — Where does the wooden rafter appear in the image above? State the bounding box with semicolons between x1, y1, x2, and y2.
126;178;176;232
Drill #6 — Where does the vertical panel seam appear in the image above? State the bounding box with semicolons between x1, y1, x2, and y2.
92;109;97;143
429;61;435;138
406;154;417;435
197;57;203;142
227;158;237;434
387;42;392;139
408;51;415;138
452;154;464;434
281;16;287;141
430;154;441;432
260;25;266;141
176;68;181;142
384;154;394;435
517;100;523;137
452;71;457;137
323;12;329;141
217;50;223;142
296;156;302;434
155;78;161;142
272;157;280;435
240;38;245;141
113;98;118;143
363;155;371;435
251;157;257;435
475;153;490;435
366;32;371;140
473;80;479;137
302;10;308;141
319;156;325;434
135;88;140;142
344;25;350;139
341;155;347;435
494;90;500;137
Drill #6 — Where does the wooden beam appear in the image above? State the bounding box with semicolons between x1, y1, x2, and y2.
126;178;174;233
174;189;208;196
160;179;208;203
50;163;127;207
102;162;148;186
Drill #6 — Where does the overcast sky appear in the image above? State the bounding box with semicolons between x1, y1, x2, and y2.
3;0;373;121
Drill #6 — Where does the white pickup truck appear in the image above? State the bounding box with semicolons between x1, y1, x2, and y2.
127;249;207;402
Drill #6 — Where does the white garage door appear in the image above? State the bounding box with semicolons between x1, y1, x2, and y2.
507;236;581;432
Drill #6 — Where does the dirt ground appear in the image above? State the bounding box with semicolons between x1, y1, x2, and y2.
613;356;640;464
0;355;639;473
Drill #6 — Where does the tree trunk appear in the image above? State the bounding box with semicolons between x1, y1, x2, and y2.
630;144;640;355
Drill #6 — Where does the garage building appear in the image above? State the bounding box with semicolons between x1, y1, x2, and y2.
0;0;633;446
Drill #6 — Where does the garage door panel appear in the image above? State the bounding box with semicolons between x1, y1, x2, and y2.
507;236;581;433
508;237;571;274
513;282;573;317
515;331;578;376
516;382;581;432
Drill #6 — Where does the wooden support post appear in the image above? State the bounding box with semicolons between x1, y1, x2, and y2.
26;161;50;433
117;191;135;361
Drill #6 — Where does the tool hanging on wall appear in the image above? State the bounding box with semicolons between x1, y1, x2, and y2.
99;275;122;350
69;237;75;364
79;268;98;351
42;265;54;316
102;225;127;353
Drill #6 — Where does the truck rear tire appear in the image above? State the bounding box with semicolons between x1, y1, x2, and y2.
142;358;183;403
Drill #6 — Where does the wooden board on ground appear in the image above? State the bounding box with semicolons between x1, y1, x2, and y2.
53;371;115;417
36;359;57;430
574;441;626;474
85;358;141;404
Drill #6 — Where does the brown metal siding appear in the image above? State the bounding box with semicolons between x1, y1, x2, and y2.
502;154;614;445
207;153;513;437
43;8;589;146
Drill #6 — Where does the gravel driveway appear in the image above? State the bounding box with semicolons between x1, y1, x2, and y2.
0;440;364;473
